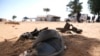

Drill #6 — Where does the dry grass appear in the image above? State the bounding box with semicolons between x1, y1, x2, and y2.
5;21;20;25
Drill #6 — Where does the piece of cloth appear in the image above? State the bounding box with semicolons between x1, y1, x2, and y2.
32;29;64;56
36;42;56;56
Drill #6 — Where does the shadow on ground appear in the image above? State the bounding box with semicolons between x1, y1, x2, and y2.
0;40;33;56
0;34;100;56
63;34;100;56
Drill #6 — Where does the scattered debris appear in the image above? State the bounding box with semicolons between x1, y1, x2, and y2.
16;27;48;42
70;25;83;34
5;21;20;25
56;22;83;34
56;22;71;33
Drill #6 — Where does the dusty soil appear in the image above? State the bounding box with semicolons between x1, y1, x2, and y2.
0;22;100;56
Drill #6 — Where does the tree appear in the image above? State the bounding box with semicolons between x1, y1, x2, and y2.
67;0;83;15
88;0;100;16
12;15;17;21
43;8;50;15
23;16;28;20
67;0;83;22
23;16;29;21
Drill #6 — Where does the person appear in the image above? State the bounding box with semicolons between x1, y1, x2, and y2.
96;16;100;22
92;15;95;23
87;16;91;23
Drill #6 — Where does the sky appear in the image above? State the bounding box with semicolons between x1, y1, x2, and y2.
0;0;91;21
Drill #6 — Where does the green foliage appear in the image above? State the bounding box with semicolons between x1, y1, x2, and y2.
88;0;100;15
43;8;50;12
12;15;17;20
22;16;29;21
23;16;28;19
43;8;50;15
67;0;83;16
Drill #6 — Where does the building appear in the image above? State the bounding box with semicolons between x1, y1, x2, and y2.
36;15;60;21
36;16;46;21
66;13;88;22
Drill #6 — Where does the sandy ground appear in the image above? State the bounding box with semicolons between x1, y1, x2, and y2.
0;21;100;56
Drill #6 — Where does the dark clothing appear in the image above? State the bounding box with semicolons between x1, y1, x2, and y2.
36;42;56;56
96;16;100;22
87;16;90;20
36;38;62;56
33;29;64;56
87;16;91;23
92;16;95;22
92;16;95;20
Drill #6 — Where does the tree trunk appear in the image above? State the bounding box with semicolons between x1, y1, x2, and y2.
96;13;100;22
76;12;81;23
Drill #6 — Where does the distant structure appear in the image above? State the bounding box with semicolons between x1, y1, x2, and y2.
36;15;60;21
36;16;46;21
65;13;88;22
0;18;7;22
22;17;36;22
